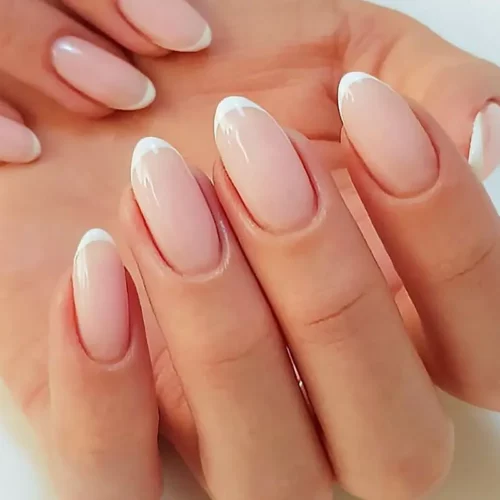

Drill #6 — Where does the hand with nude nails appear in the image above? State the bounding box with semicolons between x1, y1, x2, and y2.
46;74;500;499
0;0;211;163
1;1;500;496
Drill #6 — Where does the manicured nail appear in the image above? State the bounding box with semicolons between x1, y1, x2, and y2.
73;229;130;362
469;103;500;179
338;72;438;197
118;0;211;52
52;36;156;111
131;138;220;274
0;116;40;164
214;97;316;232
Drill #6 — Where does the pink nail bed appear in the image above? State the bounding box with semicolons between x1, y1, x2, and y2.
131;138;221;275
52;36;156;111
73;229;130;362
214;97;316;232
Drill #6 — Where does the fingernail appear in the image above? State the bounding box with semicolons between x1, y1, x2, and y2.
118;0;211;52
73;229;130;362
338;72;438;197
214;97;316;232
52;36;156;111
0;116;40;164
469;103;500;179
131;137;220;274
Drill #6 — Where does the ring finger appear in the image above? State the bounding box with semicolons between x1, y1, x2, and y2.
339;72;500;410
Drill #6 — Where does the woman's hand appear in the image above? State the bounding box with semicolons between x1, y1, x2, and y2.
0;0;211;163
46;72;499;499
119;75;500;498
47;230;162;499
1;0;500;470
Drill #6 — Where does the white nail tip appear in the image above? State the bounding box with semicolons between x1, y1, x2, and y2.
30;133;42;161
181;25;212;52
131;137;177;173
76;229;115;254
122;79;156;111
337;72;379;120
469;111;484;175
214;96;265;136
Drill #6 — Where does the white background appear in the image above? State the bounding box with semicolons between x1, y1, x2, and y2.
1;0;500;498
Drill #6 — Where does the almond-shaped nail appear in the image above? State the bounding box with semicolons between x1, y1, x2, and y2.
118;0;211;52
214;97;316;232
338;72;438;197
469;103;500;179
52;37;156;111
0;116;40;164
131;138;220;275
73;229;130;362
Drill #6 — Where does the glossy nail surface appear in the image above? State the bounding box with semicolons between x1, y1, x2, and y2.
214;97;316;232
118;0;211;52
469;103;500;179
52;37;156;110
0;116;40;164
131;138;220;274
339;72;438;197
73;229;129;362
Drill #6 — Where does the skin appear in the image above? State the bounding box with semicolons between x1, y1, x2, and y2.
1;0;500;490
48;77;500;498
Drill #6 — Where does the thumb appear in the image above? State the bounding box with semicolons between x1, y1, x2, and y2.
345;2;500;180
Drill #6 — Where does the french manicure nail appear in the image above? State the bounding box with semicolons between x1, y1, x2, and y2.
0;116;40;164
73;229;130;362
469;103;500;179
118;0;211;52
214;97;316;232
131;137;220;274
52;36;156;110
338;72;438;197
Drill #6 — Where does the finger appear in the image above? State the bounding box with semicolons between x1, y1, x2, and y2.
345;3;500;179
0;0;155;115
339;72;500;411
213;97;453;500
49;229;162;500
122;138;333;499
0;99;40;164
62;0;212;54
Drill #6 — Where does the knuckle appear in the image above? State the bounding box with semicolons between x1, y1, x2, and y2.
291;279;380;350
1;348;49;423
200;327;273;375
433;236;497;285
342;4;408;78
152;346;189;416
191;315;278;378
18;380;49;421
54;423;109;468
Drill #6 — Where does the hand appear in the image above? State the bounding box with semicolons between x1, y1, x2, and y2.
119;73;500;498
0;0;499;473
46;230;162;499
0;0;211;163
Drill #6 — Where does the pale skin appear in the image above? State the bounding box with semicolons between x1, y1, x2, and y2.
48;77;500;499
0;0;500;498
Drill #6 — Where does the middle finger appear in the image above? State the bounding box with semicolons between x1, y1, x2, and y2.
213;97;453;500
